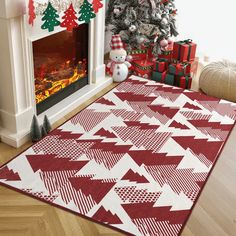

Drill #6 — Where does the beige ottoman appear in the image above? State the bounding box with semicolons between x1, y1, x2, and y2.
199;61;236;102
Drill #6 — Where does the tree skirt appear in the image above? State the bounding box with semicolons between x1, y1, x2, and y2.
1;76;236;236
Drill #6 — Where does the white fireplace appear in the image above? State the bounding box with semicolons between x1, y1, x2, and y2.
0;0;112;147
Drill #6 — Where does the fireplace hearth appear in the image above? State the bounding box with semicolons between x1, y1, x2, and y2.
0;0;112;147
33;25;89;114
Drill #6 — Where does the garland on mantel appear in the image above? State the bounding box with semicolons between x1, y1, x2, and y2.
28;0;103;32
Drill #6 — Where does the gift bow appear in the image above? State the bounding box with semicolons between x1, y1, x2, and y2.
178;39;193;45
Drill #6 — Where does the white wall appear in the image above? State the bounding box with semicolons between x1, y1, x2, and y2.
175;0;236;62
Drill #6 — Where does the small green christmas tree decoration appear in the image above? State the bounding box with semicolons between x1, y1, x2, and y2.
41;125;47;137
43;115;52;134
41;2;60;32
79;0;96;23
30;115;42;142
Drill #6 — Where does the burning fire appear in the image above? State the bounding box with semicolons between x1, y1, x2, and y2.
35;59;87;104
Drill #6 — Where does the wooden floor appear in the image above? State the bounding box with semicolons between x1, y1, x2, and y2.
1;82;236;236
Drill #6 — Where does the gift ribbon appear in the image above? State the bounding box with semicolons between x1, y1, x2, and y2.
177;39;193;61
176;64;182;75
184;76;192;88
185;76;189;88
161;50;172;56
156;60;166;71
133;61;153;70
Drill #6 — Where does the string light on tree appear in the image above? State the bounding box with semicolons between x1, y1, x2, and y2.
41;2;60;32
78;0;96;24
60;3;78;31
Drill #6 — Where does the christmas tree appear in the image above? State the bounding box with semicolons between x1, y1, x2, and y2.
43;115;52;134
60;3;78;31
79;0;96;23
93;0;103;13
30;115;42;142
41;125;47;137
41;2;60;32
28;0;36;26
106;0;178;55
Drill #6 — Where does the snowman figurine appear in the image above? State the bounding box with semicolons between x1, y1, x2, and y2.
107;35;132;82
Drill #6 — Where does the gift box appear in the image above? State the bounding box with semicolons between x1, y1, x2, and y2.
132;60;154;80
127;48;148;61
152;71;167;83
154;59;169;73
158;49;173;62
175;75;192;89
173;39;197;62
165;73;175;86
168;62;191;76
125;44;154;62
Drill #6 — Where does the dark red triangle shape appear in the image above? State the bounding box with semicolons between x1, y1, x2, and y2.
92;206;122;224
121;169;149;183
26;154;88;172
172;136;223;162
0;166;21;181
128;150;183;167
183;102;202;110
148;105;179;119
69;176;116;204
122;202;190;224
114;92;156;103
169;121;189;130
97;97;115;106
94;128;117;138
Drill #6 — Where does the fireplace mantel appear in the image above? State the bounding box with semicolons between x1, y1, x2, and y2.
0;0;112;147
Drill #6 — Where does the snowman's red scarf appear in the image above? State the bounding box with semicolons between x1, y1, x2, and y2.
110;61;124;72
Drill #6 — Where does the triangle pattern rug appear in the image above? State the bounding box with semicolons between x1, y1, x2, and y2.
1;76;236;236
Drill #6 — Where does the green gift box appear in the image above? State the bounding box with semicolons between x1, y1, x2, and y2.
152;71;167;83
168;62;190;76
164;73;175;86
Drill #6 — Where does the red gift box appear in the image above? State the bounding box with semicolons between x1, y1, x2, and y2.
125;44;154;62
173;39;197;62
175;75;192;89
152;70;167;83
158;49;173;62
132;60;154;80
127;48;147;61
169;62;192;76
154;59;169;73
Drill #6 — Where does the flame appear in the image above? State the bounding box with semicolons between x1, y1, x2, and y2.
35;60;87;104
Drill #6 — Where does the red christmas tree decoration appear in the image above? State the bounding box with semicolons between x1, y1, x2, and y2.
28;0;36;26
60;3;78;31
92;0;103;13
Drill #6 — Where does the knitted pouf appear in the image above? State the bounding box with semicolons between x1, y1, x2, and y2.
199;61;236;102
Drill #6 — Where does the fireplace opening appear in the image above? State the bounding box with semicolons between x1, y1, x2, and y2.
33;24;89;115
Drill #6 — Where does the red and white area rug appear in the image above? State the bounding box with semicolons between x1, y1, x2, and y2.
1;76;236;235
